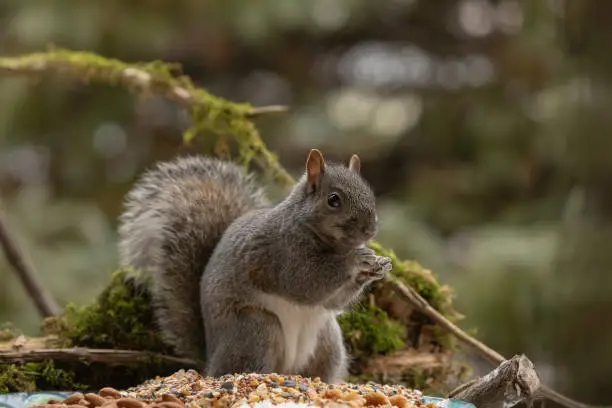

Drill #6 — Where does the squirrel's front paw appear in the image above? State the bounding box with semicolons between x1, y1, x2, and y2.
354;247;392;284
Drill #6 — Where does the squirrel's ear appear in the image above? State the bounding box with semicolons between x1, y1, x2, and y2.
306;149;325;190
348;154;361;174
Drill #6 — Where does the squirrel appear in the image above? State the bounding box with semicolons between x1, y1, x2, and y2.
117;149;392;383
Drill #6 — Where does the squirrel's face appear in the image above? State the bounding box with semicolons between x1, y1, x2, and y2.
298;149;378;249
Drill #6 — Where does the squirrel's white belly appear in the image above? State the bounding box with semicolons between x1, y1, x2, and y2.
257;293;333;373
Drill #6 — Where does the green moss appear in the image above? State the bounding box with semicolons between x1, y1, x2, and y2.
0;359;184;393
0;364;36;393
338;303;406;362
0;361;86;393
39;361;84;390
51;268;168;353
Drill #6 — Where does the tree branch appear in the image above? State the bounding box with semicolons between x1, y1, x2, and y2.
389;276;595;408
0;50;295;187
0;55;287;118
0;206;61;317
0;347;198;367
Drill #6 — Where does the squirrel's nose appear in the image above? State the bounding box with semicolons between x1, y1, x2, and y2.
362;223;377;237
360;212;378;237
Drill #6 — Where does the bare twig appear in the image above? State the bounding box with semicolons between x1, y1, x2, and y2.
449;354;541;408
0;347;198;367
247;105;289;116
0;208;60;317
389;276;594;408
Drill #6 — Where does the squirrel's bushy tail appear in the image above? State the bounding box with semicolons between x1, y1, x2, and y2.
117;156;267;361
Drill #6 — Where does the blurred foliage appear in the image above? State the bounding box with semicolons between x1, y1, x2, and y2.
0;0;610;403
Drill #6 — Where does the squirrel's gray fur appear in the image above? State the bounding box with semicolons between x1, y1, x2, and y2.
117;150;391;383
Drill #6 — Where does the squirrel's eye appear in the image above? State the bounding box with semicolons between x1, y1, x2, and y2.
327;193;341;208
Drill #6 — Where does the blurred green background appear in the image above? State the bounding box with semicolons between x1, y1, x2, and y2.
0;0;610;404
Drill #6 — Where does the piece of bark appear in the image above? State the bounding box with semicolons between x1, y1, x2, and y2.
448;354;541;408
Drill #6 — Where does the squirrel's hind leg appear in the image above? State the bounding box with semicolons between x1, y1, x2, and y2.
205;308;284;377
299;317;348;384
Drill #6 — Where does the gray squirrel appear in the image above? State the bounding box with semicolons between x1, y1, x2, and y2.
117;149;392;383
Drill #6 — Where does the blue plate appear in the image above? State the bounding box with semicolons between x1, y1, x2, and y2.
0;392;476;408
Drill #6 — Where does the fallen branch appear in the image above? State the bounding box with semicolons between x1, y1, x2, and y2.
449;354;541;408
0;206;60;317
0;347;198;367
390;276;594;408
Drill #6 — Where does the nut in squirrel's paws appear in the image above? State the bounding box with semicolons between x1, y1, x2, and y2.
354;246;393;284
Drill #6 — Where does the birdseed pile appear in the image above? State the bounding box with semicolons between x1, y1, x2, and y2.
32;370;431;408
